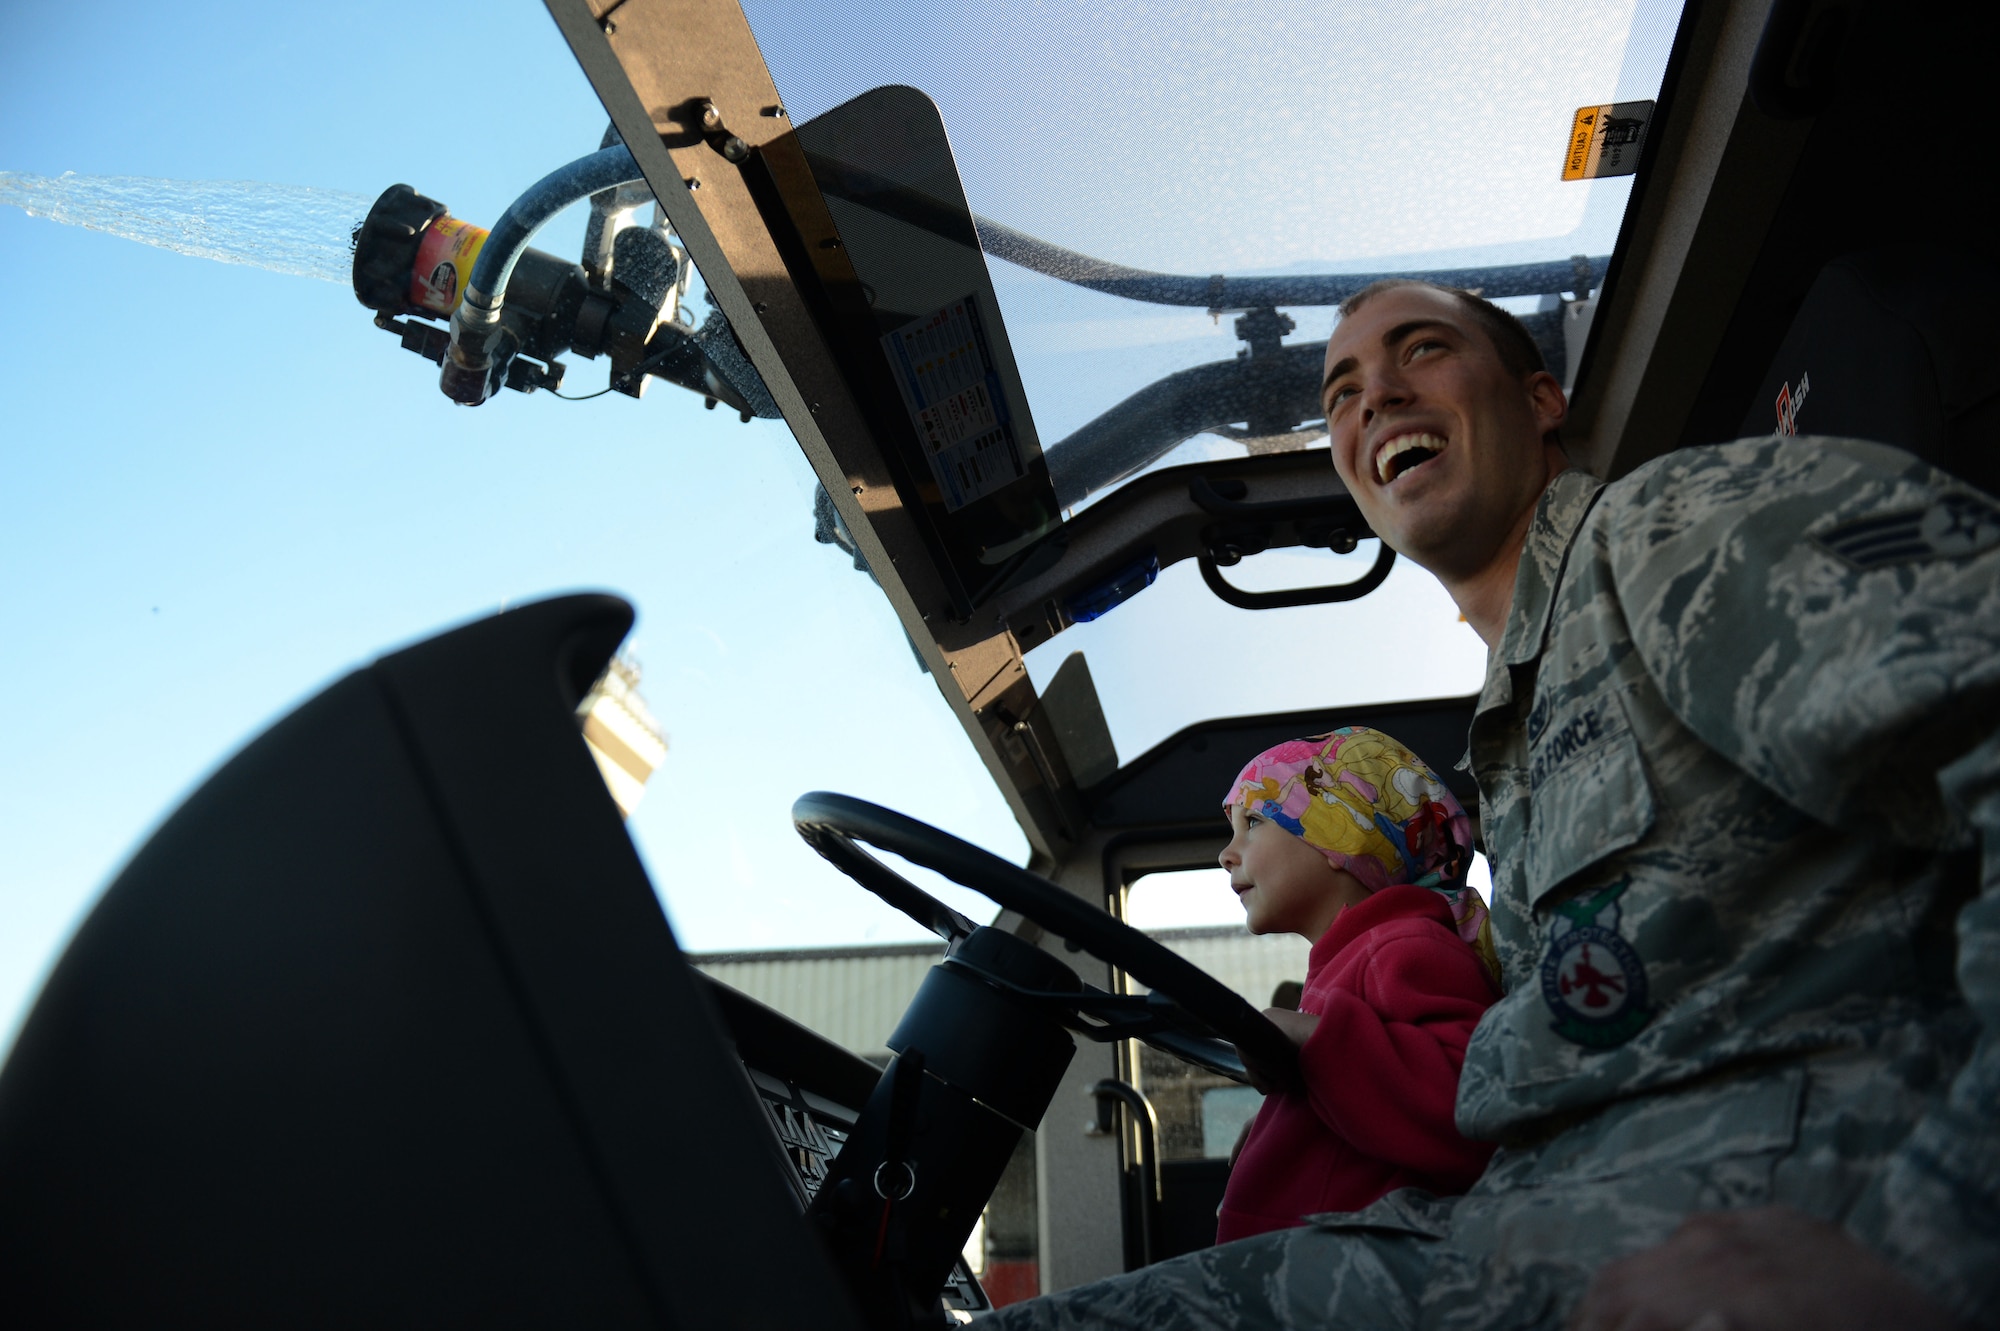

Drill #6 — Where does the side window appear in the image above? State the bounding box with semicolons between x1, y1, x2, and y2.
1119;855;1492;1160
1119;869;1308;1161
1198;1084;1263;1158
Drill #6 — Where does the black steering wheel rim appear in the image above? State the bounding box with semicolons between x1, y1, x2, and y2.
792;791;1298;1084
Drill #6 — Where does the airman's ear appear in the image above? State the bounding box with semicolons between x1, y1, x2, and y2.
1526;370;1569;439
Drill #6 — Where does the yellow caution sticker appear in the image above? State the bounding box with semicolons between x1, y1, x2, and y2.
1563;101;1655;181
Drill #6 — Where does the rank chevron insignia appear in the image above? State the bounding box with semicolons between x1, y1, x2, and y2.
1812;491;2000;569
1540;876;1655;1049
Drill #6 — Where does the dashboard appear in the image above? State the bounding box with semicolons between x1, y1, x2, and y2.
702;975;995;1320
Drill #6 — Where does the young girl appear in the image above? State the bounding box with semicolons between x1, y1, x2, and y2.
1215;726;1499;1243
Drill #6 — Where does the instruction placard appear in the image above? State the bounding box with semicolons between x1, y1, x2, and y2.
881;293;1026;511
1563;101;1655;180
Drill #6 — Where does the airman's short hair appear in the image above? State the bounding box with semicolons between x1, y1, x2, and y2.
1337;279;1549;382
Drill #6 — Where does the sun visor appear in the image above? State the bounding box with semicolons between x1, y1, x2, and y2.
783;85;1061;606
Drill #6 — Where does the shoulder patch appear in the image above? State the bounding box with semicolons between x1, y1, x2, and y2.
1813;491;2000;568
1540;877;1654;1049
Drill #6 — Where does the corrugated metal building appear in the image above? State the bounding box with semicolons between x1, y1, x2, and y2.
690;926;1309;1059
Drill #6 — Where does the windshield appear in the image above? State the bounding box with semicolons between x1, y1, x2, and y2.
747;0;1685;507
747;0;1685;758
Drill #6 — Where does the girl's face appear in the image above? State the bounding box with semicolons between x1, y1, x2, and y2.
1218;804;1368;941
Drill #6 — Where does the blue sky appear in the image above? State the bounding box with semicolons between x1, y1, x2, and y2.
0;0;1040;1049
1;0;1676;1049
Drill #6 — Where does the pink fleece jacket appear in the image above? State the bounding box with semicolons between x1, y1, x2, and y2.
1216;883;1498;1243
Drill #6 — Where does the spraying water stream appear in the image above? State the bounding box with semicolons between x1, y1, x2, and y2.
0;171;371;283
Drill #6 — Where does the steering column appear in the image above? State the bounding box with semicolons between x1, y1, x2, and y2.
791;792;1298;1327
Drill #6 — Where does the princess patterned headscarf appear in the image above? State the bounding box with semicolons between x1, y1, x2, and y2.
1222;727;1499;984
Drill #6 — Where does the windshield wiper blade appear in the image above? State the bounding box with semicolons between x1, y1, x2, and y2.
801;149;1608;311
974;216;1608;310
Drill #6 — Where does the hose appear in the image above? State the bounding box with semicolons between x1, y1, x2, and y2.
442;143;646;403
467;142;644;308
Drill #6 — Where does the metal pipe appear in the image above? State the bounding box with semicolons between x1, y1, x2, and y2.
1047;344;1327;508
1088;1079;1162;1269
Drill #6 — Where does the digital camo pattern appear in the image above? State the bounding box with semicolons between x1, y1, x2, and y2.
985;438;2000;1329
1465;438;2000;1322
982;1044;1969;1330
977;1212;1429;1331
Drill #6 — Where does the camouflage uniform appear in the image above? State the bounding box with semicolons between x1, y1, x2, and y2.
983;438;2000;1330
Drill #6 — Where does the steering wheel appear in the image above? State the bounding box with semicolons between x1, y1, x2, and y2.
792;791;1298;1087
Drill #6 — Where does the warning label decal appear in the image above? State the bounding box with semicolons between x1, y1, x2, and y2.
1563;100;1655;181
881;293;1027;512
